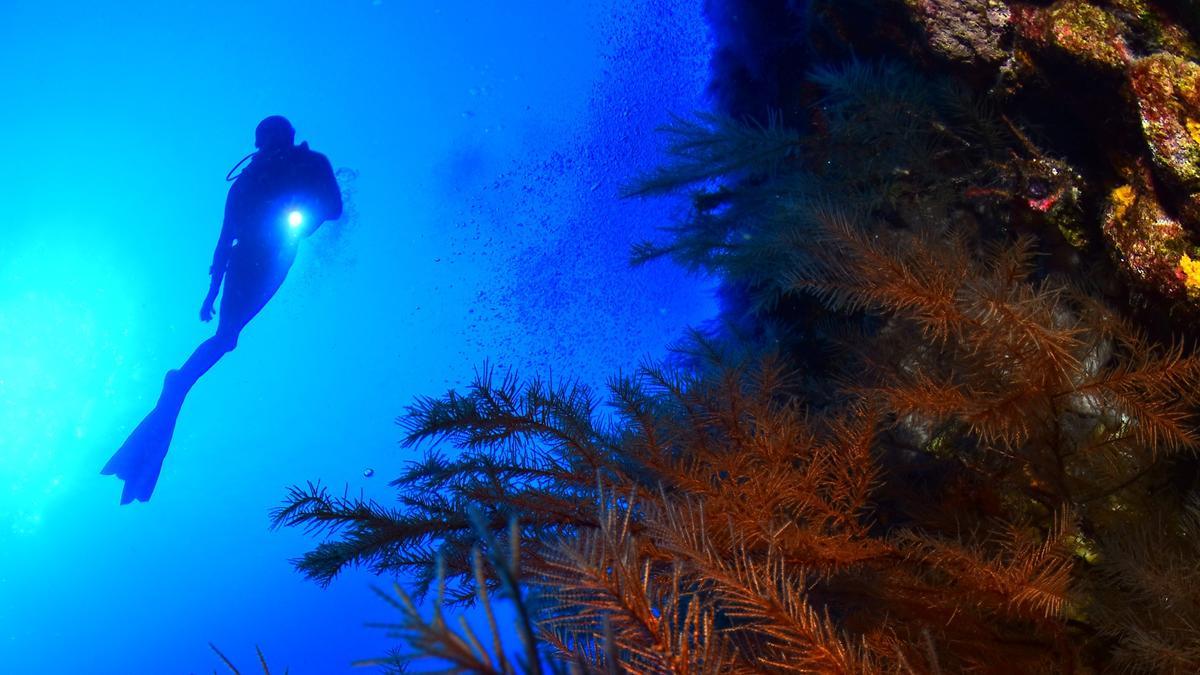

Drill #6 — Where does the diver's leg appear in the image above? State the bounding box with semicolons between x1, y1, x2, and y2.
104;253;294;503
102;342;230;503
171;328;240;398
100;286;249;502
171;253;292;396
169;254;256;396
170;292;247;399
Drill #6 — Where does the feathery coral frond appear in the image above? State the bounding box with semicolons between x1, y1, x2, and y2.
278;56;1200;673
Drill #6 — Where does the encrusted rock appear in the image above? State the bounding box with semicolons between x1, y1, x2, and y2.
905;0;1013;65
1012;0;1132;71
1108;0;1200;59
837;0;1200;321
1127;53;1200;197
1101;166;1191;299
1182;193;1200;224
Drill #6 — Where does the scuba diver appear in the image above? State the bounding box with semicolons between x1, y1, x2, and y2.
102;116;343;504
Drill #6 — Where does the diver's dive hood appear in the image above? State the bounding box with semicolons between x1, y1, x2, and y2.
227;115;298;181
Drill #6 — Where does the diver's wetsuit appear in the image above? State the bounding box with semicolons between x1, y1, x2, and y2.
215;141;342;336
102;140;342;504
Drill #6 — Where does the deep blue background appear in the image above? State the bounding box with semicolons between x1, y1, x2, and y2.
0;1;714;672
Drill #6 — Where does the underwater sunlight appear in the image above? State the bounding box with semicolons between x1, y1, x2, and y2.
0;231;141;535
7;0;1200;671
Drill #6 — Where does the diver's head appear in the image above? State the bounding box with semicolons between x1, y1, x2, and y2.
255;115;295;150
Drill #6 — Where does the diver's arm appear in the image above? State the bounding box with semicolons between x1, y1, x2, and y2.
201;203;236;322
208;227;233;289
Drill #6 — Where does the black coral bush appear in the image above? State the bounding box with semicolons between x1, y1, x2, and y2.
276;62;1200;672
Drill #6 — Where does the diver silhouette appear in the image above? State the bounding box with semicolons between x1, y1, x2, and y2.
102;116;343;504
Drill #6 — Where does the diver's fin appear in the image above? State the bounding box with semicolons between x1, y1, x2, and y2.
102;403;179;504
102;371;188;504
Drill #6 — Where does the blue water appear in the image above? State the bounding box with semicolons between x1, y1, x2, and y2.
0;2;715;672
